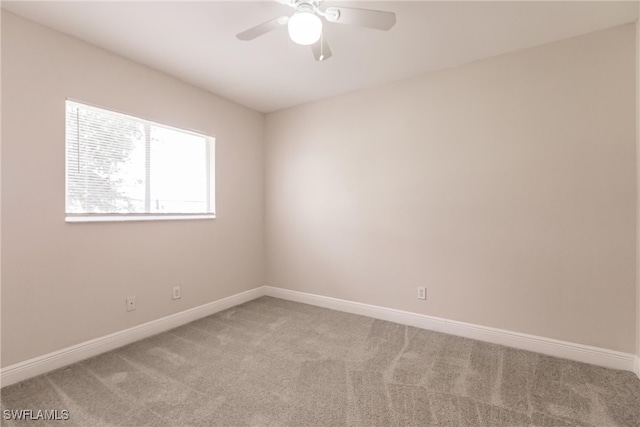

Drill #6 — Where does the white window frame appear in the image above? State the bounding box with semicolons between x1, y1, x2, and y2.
65;100;216;223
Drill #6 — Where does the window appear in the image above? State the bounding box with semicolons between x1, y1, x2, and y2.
65;100;215;222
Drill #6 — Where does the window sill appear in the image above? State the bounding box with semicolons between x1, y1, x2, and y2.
65;214;216;223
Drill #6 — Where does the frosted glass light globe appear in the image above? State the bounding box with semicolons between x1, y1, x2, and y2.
288;11;322;45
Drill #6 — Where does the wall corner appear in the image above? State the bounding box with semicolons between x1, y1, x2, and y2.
636;18;640;371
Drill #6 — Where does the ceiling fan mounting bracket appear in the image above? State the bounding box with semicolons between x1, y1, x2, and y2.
292;0;320;13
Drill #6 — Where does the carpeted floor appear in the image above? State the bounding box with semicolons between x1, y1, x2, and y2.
1;296;639;426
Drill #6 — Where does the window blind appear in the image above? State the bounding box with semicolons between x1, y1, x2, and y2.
65;101;215;219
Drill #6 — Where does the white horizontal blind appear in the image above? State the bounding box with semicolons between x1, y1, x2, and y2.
65;101;214;218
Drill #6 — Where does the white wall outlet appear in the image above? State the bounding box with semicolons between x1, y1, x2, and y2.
126;296;136;311
417;287;426;300
172;286;181;300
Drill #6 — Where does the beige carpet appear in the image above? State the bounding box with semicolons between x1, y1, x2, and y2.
1;296;639;426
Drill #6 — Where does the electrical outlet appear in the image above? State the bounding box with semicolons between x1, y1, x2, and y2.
172;286;181;300
417;287;426;300
126;296;136;311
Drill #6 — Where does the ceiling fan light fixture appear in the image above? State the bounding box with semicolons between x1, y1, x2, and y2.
287;11;322;45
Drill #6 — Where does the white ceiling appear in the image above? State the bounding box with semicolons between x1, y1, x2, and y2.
3;1;638;113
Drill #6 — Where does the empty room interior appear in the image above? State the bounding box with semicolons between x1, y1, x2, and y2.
1;0;640;426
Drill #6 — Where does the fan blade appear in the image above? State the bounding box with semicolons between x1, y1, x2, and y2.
236;16;289;41
311;35;332;61
324;7;395;31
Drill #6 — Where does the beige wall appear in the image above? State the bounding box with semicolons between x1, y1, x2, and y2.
1;11;264;367
265;23;637;353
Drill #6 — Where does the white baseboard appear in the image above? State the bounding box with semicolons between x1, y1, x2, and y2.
3;285;637;388
0;286;266;388
263;286;637;373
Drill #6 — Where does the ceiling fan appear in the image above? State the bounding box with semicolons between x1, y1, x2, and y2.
236;0;396;62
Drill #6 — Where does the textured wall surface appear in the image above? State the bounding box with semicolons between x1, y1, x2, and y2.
1;11;264;367
265;24;637;353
